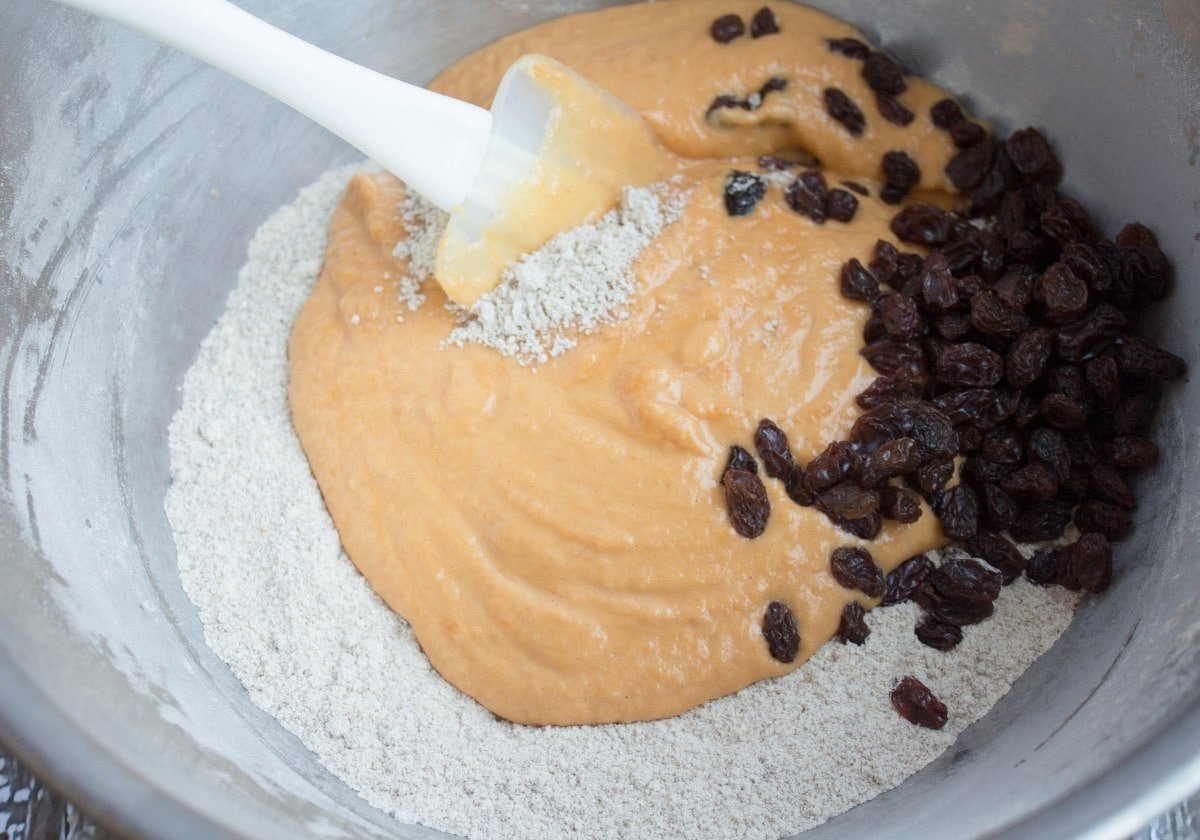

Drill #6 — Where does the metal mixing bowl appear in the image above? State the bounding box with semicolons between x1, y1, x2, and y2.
2;1;1199;837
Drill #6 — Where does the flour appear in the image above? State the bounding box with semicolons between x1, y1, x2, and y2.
390;192;446;312
166;165;1079;840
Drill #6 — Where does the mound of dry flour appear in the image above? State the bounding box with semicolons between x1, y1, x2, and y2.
166;166;1078;840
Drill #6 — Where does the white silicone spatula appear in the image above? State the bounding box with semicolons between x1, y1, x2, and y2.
58;0;667;302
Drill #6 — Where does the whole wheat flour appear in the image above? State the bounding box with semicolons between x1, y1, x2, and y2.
166;166;1079;840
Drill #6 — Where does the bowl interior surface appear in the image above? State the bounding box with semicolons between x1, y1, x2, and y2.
1;1;1199;838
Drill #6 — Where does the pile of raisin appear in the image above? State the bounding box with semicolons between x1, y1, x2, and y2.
709;7;782;44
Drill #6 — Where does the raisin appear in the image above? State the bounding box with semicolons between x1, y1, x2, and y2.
862;340;926;378
916;459;954;495
1055;305;1128;363
762;601;800;662
803;440;858;495
1042;198;1100;246
860;437;922;488
1037;263;1089;322
920;254;958;313
836;602;870;645
1116;222;1158;249
725;444;758;475
1114;389;1160;435
1048;364;1090;406
863;51;906;96
946;141;995;190
876;93;915;126
883;554;933;605
826;189;859;223
710;13;746;43
1075;500;1133;541
841;180;869;196
891;676;948;729
930;98;966;129
723;469;770;538
1009;499;1073;542
1005;127;1062;186
950;121;987;149
749;6;780;37
880;485;923;523
879;184;908;206
1041;392;1088;431
994;267;1036;312
883;150;921;189
870;240;900;286
968;530;1026;583
1089;463;1135;509
856;373;920;409
941;238;981;276
1063;241;1115;298
911;407;958;461
705;93;750;118
1025;548;1063;586
827;36;871;58
1001;464;1059;499
968;456;1014;484
935;311;973;341
758;154;799;171
724;171;767;217
1006;328;1053;388
983;483;1019;528
786;170;830;223
981;425;1023;465
971;289;1028;338
754;418;795;479
830;546;885;598
915;582;995;626
916;619;963;651
880;293;923;340
838;257;878;301
1117;337;1186;381
936;342;1003;387
1120;244;1172;302
931;557;1003;604
1064;532;1113;593
957;424;983;452
819;481;881;520
1027;427;1070;481
934;485;979;540
933;388;1018;429
828;509;884;540
891;203;954;246
1085;355;1122;413
783;465;813;507
823;88;865;137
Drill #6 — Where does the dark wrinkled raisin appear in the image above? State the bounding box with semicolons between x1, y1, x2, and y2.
1114;388;1160;435
839;258;878;301
786;170;830;223
1025;548;1063;585
1006;328;1053;388
1055;305;1128;363
879;184;908;205
841;180;869;196
916;619;962;651
950;121;987;149
1048;364;1089;406
1041;392;1088;431
710;13;745;43
762;601;800;662
994;267;1036;312
862;340;926;378
724;171;767;217
1089;463;1135;509
931;98;966;129
1075;499;1133;541
880;293;923;340
1027;427;1070;481
957;424;983;452
1120;243;1172;302
1117;337;1186;381
860;437;921;488
848;401;918;450
1063;241;1115;298
981;425;1023;465
823;88;865;137
880;555;932;606
754;418;795;479
968;530;1026;583
916;459;954;495
749;6;780;37
946;140;995;190
1009;499;1073;542
857;373;920;409
1042;198;1100;246
827;509;884;540
1005;127;1062;185
870;239;900;286
725;444;758;476
891;203;954;245
968;456;1014;484
931;556;1002;604
803;440;858;495
827;36;871;59
935;311;973;341
706;93;750;118
830;546;885;598
883;150;921;189
863;51;906;96
891;676;948;729
1001;464;1059;499
940;238;980;276
819;481;880;520
837;602;870;645
826;189;859;222
1037;263;1089;322
876;93;915;126
935;485;979;540
920;254;958;312
723;469;770;538
915;582;995;626
880;485;922;523
932;388;1018;429
971;289;1028;338
1064;532;1113;593
936;342;1003;387
1085;355;1122;413
784;465;814;506
911;408;958;461
983;483;1018;528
